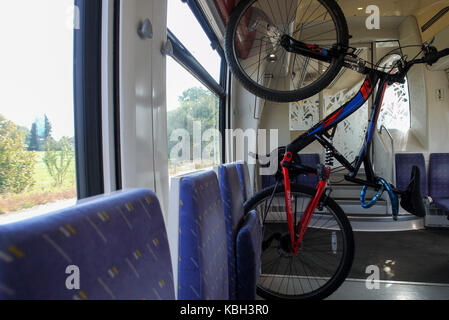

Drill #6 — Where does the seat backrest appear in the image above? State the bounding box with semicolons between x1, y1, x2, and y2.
236;161;252;202
260;153;320;189
429;153;449;199
178;171;229;300
296;153;320;187
0;189;174;300
235;210;262;300
261;173;277;189
218;164;245;299
395;153;427;196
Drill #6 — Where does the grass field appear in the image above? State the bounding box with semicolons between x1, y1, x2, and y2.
0;152;77;214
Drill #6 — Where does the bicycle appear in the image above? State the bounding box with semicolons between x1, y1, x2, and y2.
224;0;449;300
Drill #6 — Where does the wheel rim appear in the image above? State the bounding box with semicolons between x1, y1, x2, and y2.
249;188;350;299
230;0;344;97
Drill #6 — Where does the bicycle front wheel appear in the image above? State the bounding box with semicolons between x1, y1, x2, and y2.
245;183;354;300
224;0;349;102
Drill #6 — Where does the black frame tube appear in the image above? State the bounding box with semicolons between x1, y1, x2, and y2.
285;71;389;187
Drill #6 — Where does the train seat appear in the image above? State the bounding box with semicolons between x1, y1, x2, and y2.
177;170;229;300
235;210;262;300
236;161;253;202
429;153;449;211
395;153;428;196
261;153;321;189
296;153;321;187
218;163;262;300
0;189;174;300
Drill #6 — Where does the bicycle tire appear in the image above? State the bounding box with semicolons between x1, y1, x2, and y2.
225;0;349;103
244;183;354;300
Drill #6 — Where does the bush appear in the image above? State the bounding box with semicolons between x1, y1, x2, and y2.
43;137;75;186
0;115;36;193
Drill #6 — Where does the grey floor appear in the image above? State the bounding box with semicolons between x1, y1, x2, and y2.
328;278;449;300
257;228;449;300
256;277;449;300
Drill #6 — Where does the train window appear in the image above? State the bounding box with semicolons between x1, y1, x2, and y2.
375;41;411;132
167;0;225;176
167;0;222;82
378;77;411;133
0;0;77;217
167;59;220;176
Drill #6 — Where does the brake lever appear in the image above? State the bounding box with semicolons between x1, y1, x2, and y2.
424;36;436;48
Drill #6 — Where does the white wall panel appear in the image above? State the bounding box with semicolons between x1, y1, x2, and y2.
119;0;169;216
102;0;116;193
151;0;169;215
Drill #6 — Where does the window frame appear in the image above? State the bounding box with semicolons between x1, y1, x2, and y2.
167;0;228;165
74;0;105;199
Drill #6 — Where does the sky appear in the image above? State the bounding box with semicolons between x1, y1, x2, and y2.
0;0;75;140
0;0;221;139
166;0;222;111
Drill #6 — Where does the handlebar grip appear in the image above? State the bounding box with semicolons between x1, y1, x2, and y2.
437;48;449;59
425;48;449;65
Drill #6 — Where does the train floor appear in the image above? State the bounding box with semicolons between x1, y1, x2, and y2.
257;228;449;300
330;228;449;299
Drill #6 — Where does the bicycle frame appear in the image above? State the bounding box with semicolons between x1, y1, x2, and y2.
279;70;391;253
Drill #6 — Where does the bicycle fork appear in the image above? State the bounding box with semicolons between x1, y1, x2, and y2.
282;153;330;254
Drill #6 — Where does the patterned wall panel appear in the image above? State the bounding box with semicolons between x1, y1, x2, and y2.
324;80;369;165
290;94;320;131
377;79;411;132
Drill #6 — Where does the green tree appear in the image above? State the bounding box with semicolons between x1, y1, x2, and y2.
28;122;40;151
42;115;56;151
167;87;219;159
44;114;52;139
17;125;31;149
43;136;75;186
0;115;36;193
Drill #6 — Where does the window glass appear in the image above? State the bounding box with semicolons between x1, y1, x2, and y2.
375;43;411;133
378;78;411;132
167;57;220;176
0;0;77;218
167;0;222;82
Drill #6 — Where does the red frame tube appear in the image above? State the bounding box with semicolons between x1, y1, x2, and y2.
282;152;329;254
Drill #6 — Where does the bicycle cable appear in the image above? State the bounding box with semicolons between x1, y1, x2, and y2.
349;44;424;73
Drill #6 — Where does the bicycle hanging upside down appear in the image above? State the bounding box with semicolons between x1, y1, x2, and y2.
224;0;449;300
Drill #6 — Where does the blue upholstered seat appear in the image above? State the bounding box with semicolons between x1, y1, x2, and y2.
429;153;449;211
261;173;277;190
178;171;229;300
261;153;320;189
0;189;174;300
218;164;245;300
236;161;252;202
296;153;320;188
236;210;262;300
432;198;449;211
395;153;427;196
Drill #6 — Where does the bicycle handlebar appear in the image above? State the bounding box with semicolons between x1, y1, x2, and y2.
384;47;449;84
423;47;449;64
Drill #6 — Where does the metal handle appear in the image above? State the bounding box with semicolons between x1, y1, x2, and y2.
138;18;153;39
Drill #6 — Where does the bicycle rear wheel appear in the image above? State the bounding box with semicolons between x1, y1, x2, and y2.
245;183;354;300
224;0;349;102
